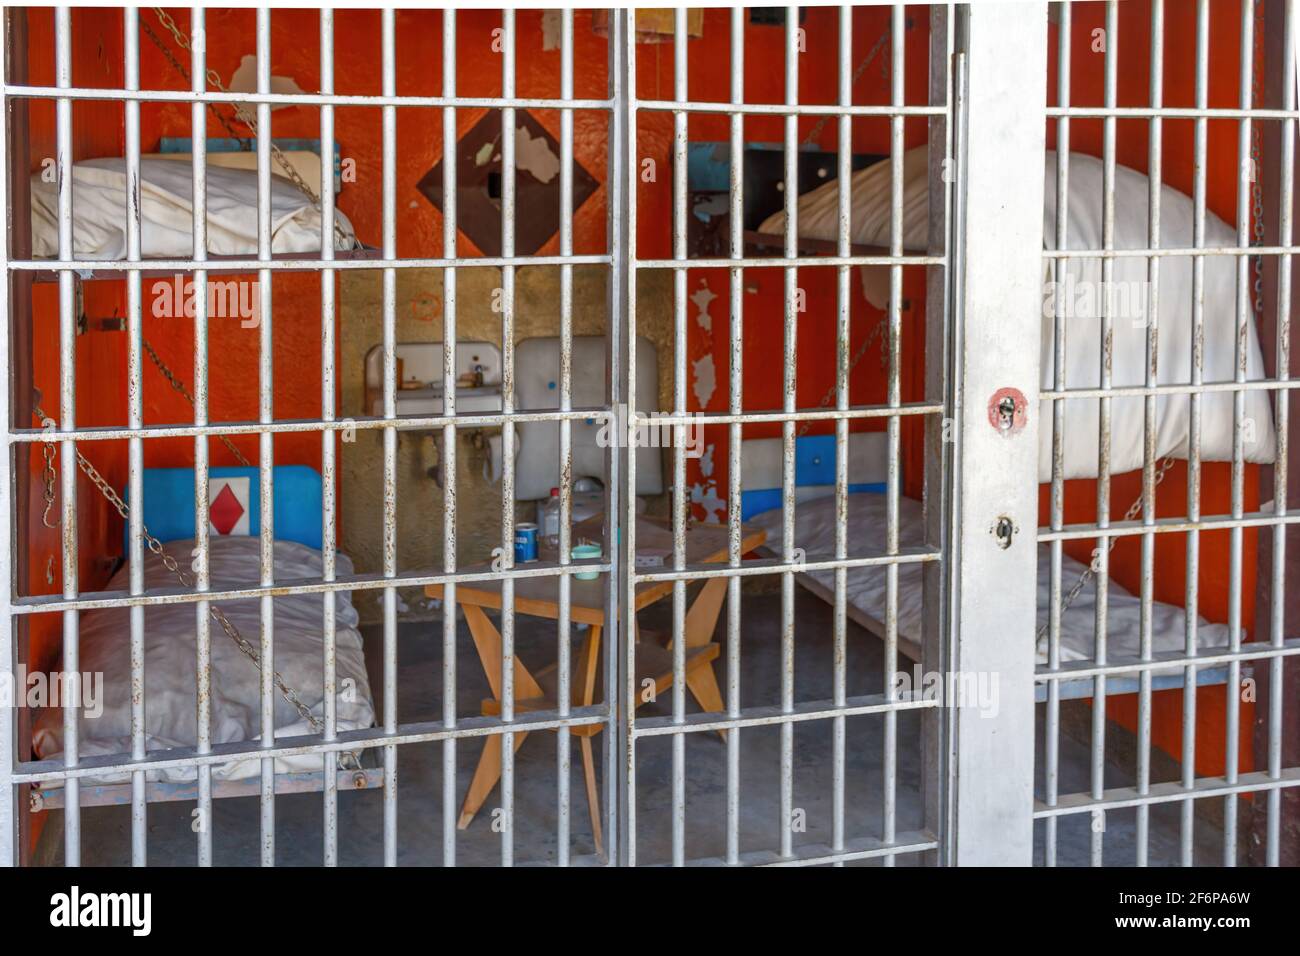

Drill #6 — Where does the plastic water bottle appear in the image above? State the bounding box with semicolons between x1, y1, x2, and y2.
541;487;561;552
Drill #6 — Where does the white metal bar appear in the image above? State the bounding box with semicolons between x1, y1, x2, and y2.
189;3;213;871
123;3;146;868
380;6;399;869
440;6;459;871
947;1;1046;865
55;4;79;868
255;6;275;867
318;6;339;869
499;8;517;868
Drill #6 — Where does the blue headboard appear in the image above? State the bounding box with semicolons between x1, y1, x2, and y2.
125;465;324;552
740;433;889;521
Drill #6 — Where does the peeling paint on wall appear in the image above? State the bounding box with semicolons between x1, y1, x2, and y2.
228;54;306;111
691;353;716;408
690;481;726;524
689;281;717;333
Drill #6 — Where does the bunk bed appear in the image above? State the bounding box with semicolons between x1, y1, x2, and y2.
29;466;380;810
746;145;1280;700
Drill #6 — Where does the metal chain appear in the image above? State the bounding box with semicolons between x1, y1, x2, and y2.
40;441;59;528
34;406;364;780
144;9;353;250
798;313;888;438
1037;455;1179;645
142;338;251;467
802;26;891;147
1249;0;1266;319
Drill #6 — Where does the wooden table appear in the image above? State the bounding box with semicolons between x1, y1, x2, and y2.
425;514;766;853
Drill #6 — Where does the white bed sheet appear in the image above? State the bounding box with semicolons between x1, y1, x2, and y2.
757;147;1277;481
33;536;375;783
749;493;1231;666
30;157;357;260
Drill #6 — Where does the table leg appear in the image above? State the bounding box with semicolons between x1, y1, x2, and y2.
458;730;531;830
670;576;729;736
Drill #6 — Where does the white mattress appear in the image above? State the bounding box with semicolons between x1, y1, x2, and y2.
750;492;1231;666
33;536;375;783
30;157;357;260
757;147;1277;481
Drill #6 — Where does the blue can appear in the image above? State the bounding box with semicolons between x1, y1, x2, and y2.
514;523;539;563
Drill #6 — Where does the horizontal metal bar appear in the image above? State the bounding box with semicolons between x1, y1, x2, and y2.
633;692;938;738
4;85;613;111
1035;767;1300;818
649;402;944;426
12;562;612;614
1042;379;1300;400
636;255;946;269
1044;244;1300;259
9;409;614;444
679;831;940;867
1038;510;1300;543
14;254;611;275
1047;105;1300;119
633;547;941;584
1035;637;1300;682
13;706;609;784
636;98;945;118
32;767;386;810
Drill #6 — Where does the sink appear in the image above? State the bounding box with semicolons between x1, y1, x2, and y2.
370;383;502;423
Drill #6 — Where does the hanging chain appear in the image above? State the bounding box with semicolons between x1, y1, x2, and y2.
34;406;365;781
142;338;251;467
40;440;60;528
143;8;353;250
802;26;891;147
1037;455;1179;646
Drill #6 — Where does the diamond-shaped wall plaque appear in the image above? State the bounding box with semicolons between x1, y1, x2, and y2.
418;109;599;256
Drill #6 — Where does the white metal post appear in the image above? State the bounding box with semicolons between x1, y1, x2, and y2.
946;2;1047;865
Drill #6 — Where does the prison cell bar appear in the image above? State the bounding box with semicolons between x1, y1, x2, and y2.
671;6;689;869
319;6;340;869
440;6;459;871
619;3;951;866
55;4;79;868
123;4;146;868
725;4;745;868
380;5;399;869
190;5;214;870
499;8;518;867
1034;0;1300;868
256;6;276;867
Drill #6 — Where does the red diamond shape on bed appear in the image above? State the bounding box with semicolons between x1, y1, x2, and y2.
209;483;246;535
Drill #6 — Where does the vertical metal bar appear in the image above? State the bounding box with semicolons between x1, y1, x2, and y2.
1089;0;1119;869
779;0;798;862
670;5;688;869
499;7;517;867
1045;0;1072;869
0;7;15;870
54;4;79;867
255;5;275;867
556;5;574;868
190;4;213;869
1136;0;1164;868
1266;0;1296;869
947;1;1045;865
882;1;906;864
1223;0;1255;867
380;6;399;869
441;6;459;871
831;2;851;866
725;4;745;868
123;3;146;868
1182;0;1210;867
318;6;339;868
608;6;634;867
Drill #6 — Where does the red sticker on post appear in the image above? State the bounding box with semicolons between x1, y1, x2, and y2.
987;387;1028;435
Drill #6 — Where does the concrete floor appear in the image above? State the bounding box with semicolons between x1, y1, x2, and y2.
38;586;1224;866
